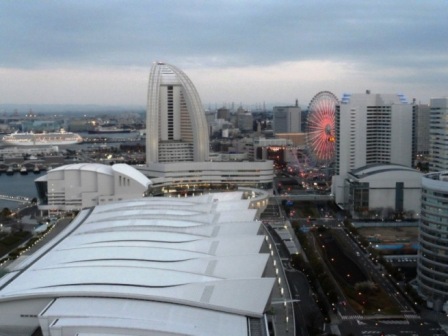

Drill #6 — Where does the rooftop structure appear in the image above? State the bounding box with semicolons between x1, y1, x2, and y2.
0;192;274;335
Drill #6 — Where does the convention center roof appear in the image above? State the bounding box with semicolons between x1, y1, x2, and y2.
0;191;274;335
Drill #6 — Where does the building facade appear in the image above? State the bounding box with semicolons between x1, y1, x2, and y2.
418;172;448;312
138;160;274;195
217;107;231;121
143;62;274;192
412;102;430;158
35;163;151;214
343;164;422;217
146;62;209;164
332;92;413;205
237;109;254;132
429;98;448;172
273;102;301;134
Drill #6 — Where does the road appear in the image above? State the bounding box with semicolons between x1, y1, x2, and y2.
265;222;325;336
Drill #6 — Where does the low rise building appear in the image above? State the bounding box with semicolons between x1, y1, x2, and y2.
341;163;423;218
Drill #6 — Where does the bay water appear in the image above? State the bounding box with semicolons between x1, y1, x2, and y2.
0;172;41;210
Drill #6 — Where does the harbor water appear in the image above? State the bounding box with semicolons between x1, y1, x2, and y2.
0;171;41;210
0;131;143;211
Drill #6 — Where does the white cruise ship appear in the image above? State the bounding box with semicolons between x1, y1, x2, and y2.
2;129;83;146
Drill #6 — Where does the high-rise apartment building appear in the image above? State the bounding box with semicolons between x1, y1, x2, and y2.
146;62;209;164
273;101;301;133
332;91;413;205
429;98;448;172
418;172;448;312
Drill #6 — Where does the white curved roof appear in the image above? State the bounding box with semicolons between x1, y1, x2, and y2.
349;163;421;179
112;163;152;186
0;192;273;335
51;163;114;175
50;163;151;188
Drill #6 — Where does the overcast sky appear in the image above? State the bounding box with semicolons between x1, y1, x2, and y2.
0;0;447;109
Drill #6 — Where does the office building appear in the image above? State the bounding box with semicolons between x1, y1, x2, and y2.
236;107;254;132
273;101;301;133
412;102;430;158
429;98;448;172
146;62;209;163
417;172;448;312
217;107;231;121
332;91;413;206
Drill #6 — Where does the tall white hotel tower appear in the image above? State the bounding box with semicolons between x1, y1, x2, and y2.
332;91;413;204
146;62;209;163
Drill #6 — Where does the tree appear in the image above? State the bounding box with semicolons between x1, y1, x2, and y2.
0;208;11;219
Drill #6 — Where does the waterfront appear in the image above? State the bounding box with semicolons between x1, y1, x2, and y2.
0;172;40;210
0;132;144;211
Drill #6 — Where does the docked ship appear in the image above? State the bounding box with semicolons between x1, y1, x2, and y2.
2;129;83;146
88;125;132;134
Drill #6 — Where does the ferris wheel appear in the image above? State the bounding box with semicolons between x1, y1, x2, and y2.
306;91;339;163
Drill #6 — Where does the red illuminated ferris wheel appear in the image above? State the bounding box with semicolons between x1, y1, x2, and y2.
306;91;339;163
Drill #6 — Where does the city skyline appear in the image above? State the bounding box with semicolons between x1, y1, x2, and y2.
0;1;447;107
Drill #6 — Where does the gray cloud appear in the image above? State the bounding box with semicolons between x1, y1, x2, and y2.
1;0;447;70
0;0;447;105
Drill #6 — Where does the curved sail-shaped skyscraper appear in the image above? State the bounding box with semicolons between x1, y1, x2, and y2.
146;62;209;164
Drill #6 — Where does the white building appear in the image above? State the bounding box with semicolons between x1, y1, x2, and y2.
332;91;413;206
138;160;274;198
418;172;448;312
35;163;151;214
0;192;274;335
429;97;448;172
146;62;209;163
143;62;274;192
273;102;301;133
342;164;422;217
